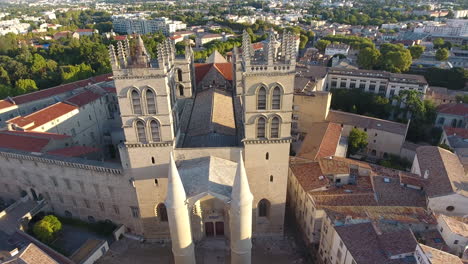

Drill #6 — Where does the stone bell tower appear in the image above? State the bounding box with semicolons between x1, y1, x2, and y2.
234;30;297;236
109;36;193;237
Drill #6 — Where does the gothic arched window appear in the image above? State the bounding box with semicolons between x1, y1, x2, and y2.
270;117;280;138
145;89;157;115
257;117;266;138
136;120;146;143
271;86;281;110
156;203;168;222
258;199;270;217
131;90;142;115
176;68;183;82
150;120;161;142
178;84;184;96
257;87;267;110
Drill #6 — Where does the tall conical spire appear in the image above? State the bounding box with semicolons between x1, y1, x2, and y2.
231;151;253;207
133;35;149;67
242;30;251;66
166;153;187;208
116;41;127;68
108;44;118;69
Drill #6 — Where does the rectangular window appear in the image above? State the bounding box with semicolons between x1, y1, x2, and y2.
113;205;120;215
331;81;337;88
130;206;140;218
349;82;356;89
99;202;105;211
359;83;365;89
93;184;101;198
64;179;72;190
50;176;58;187
77;181;85;193
369;84;376;91
84;199;90;208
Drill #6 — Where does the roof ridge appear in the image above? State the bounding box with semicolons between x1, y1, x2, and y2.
330;110;405;125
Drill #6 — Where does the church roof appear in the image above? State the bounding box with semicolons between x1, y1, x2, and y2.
194;63;233;85
206;50;228;63
177;156;238;199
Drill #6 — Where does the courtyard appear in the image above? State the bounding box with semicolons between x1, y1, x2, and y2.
96;235;308;264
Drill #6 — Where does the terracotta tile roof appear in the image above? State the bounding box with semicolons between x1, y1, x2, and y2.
252;42;264;50
399;172;426;188
0;130;69;140
65;90;102;107
201;34;222;39
439;215;468;237
443;126;468;139
372;175;427;207
0;131;55;152
0;99;15;109
319;157;350;175
213;63;233;81
419;244;463;264
102;87;116;93
113;35;127;41
11;243;58;264
195;63;233;85
327;110;408;135
290;162;330;191
437;103;468;116
335;222;417;264
47;146;99;157
6;74;111;107
194;63;213;84
7;102;78;130
311;193;378;207
297;122;342;161
75;29;93;32
324;206;436;225
416;146;468;197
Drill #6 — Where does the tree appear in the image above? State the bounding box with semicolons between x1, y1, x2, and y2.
31;54;47;74
379;43;412;73
408;45;425;59
357;47;381;69
299;34;308;50
348;128;368;156
439;143;454;152
435;48;449;61
33;215;62;243
15;79;38;95
433;38;444;49
315;39;331;53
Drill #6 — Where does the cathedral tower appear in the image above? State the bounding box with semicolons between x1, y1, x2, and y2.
109;36;193;237
234;30;296;236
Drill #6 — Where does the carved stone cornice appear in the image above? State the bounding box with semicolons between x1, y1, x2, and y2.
124;141;174;148
242;138;292;144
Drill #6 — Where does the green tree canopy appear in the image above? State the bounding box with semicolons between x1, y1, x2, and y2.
435;48;449;61
408;45;425;59
379;43;412;73
33;215;62;243
348;128;368;156
357;47;381;69
15;79;38;95
315;39;331;53
433;38;444;49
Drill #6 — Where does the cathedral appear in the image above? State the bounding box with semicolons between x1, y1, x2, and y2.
109;31;296;262
0;30;297;263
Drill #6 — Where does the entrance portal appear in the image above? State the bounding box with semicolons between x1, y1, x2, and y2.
215;222;224;236
205;222;214;237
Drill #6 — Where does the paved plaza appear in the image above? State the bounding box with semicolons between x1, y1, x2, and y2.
96;235;308;264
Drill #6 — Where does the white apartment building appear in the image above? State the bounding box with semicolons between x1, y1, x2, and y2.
437;215;468;257
325;68;429;98
112;16;186;36
324;43;350;56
